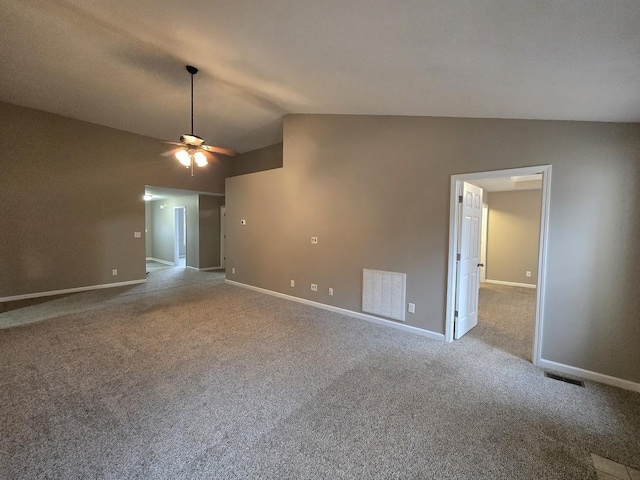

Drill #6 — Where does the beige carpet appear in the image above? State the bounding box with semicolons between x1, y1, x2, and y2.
1;279;638;479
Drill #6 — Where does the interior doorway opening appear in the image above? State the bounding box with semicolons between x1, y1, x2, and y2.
446;166;552;366
174;206;187;267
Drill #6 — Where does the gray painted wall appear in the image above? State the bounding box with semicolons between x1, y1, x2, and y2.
0;101;230;298
230;143;283;177
226;114;640;384
486;190;542;285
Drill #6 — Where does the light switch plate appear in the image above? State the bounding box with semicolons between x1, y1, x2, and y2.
408;303;416;314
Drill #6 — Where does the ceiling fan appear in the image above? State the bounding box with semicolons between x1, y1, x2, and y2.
163;65;238;176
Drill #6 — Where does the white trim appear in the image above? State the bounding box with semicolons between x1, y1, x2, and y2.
446;165;552;368
225;280;445;342
533;166;552;367
0;279;147;303
147;257;175;266
480;203;488;283
198;266;223;271
485;279;536;289
538;359;640;393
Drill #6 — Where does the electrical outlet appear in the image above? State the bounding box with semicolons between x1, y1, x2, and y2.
311;236;318;244
408;303;416;314
232;268;236;274
526;271;532;278
311;283;318;292
112;269;118;276
134;231;141;238
240;219;246;225
291;280;295;287
328;288;333;296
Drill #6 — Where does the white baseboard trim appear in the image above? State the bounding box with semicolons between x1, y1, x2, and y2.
538;358;640;393
225;279;445;342
0;279;147;303
147;257;175;266
485;279;536;289
186;266;223;271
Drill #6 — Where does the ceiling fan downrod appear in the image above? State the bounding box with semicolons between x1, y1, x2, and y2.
186;65;198;136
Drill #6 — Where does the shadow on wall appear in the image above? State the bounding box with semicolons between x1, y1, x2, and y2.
579;158;640;379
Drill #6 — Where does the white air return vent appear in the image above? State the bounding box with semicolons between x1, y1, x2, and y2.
362;269;406;322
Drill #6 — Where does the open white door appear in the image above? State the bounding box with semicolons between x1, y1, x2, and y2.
454;182;483;339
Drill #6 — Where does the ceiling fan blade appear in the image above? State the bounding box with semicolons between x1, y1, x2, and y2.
162;141;185;146
160;147;184;157
202;144;238;157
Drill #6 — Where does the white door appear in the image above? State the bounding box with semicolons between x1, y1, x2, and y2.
220;206;226;269
455;182;483;339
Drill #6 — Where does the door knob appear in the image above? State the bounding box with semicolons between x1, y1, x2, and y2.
477;263;484;267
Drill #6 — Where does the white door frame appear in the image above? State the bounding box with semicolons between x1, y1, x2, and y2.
445;165;552;366
480;202;488;283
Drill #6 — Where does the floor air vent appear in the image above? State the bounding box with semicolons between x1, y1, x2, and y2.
544;371;585;387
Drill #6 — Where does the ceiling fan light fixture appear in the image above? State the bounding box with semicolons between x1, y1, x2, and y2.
180;134;204;146
161;64;236;175
195;151;207;167
176;149;190;166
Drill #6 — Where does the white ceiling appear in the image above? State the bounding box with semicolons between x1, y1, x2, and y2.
1;1;639;153
470;175;542;192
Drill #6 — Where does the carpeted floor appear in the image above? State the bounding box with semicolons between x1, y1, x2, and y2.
1;279;638;479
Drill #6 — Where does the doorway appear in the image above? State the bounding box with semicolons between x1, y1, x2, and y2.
445;165;552;365
220;206;226;269
174;206;186;267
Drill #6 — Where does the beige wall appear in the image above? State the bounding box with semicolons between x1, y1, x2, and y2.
226;114;640;383
230;143;283;177
485;190;541;285
0;101;230;298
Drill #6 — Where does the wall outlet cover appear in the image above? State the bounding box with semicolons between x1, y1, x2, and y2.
328;288;334;296
311;236;318;244
291;280;295;287
311;283;318;291
408;302;416;314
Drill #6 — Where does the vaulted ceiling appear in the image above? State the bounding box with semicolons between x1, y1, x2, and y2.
1;0;639;153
